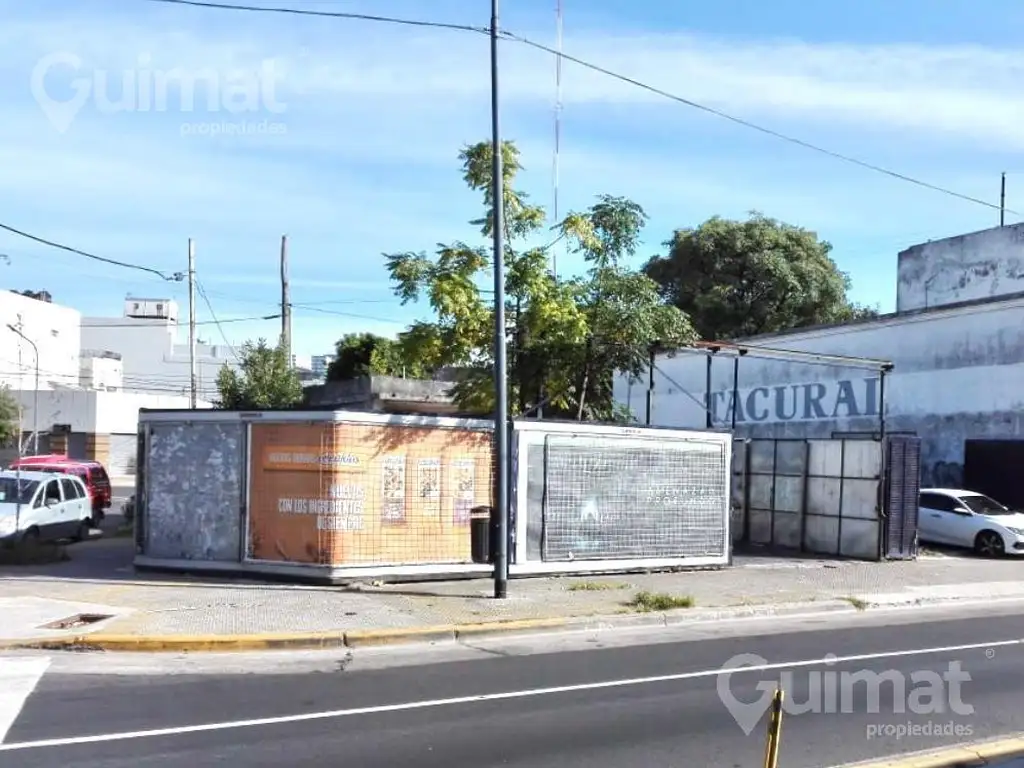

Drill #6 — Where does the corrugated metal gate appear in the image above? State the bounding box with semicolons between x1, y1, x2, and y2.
107;433;138;476
883;435;922;559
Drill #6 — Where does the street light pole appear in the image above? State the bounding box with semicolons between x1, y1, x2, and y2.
5;323;39;454
490;0;510;599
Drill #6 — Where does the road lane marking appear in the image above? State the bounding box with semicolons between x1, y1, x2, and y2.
0;657;51;744
1;638;1021;752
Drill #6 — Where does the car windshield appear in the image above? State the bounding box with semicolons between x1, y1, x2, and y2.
959;493;1012;515
0;477;40;505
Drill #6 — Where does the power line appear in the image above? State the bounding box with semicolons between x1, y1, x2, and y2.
147;0;1017;215
82;313;279;328
0;223;184;281
143;0;488;33
292;304;409;325
501;32;1020;216
195;279;241;360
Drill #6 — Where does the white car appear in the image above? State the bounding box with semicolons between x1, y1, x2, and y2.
0;470;92;546
918;488;1024;557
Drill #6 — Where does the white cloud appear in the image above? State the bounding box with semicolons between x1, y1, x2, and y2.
0;0;1019;325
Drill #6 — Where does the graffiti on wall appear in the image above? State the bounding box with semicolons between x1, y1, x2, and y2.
708;376;881;425
924;461;963;488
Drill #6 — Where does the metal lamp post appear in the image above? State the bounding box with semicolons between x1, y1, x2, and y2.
6;323;39;454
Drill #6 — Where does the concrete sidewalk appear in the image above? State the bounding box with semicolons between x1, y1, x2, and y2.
837;733;1024;767
2;538;1024;651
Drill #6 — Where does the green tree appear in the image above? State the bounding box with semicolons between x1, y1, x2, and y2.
0;385;19;446
643;212;878;341
215;339;303;409
384;141;694;421
326;332;424;381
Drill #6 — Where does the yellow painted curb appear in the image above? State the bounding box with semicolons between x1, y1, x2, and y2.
0;614;603;653
343;625;457;648
455;617;569;638
1;631;349;653
839;734;1024;767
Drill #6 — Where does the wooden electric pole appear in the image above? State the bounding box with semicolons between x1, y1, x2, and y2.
280;234;291;366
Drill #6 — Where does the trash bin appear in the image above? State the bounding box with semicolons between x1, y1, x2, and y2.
470;506;493;564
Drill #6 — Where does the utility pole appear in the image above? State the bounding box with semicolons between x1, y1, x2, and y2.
187;238;197;409
1000;172;1006;227
280;234;291;366
490;0;510;600
6;321;38;454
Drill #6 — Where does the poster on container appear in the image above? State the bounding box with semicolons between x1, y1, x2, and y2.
247;420;497;566
248;422;368;563
418;458;442;518
381;455;407;524
451;458;476;525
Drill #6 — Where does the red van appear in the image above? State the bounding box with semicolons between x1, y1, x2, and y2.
8;455;113;523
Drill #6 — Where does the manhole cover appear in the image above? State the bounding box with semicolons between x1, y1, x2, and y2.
40;613;113;630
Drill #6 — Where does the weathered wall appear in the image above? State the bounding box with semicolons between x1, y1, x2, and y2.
615;296;1024;489
143;421;244;561
897;223;1024;312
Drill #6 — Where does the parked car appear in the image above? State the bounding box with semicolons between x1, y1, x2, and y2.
0;470;92;545
918;488;1024;557
7;455;112;525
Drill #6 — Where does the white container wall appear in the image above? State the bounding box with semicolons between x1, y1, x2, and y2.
510;420;732;574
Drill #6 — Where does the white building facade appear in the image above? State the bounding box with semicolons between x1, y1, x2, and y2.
615;223;1024;489
1;290;81;390
81;298;237;403
0;292;201;476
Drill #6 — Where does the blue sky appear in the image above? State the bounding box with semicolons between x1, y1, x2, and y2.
1;0;1021;358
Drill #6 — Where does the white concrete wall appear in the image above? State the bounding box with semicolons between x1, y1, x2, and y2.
81;316;236;401
80;356;123;390
897;223;1024;312
93;391;206;434
11;388;208;436
615;295;1024;488
0;292;81;389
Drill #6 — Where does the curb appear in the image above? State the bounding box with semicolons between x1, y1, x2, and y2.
0;599;858;653
835;733;1024;767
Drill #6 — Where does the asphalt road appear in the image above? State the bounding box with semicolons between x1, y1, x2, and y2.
5;613;1024;768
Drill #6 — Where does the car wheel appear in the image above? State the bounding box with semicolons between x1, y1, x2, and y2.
20;527;40;550
975;530;1005;558
72;519;91;543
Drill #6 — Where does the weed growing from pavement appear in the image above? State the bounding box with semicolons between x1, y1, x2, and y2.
567;581;630;592
843;596;869;610
628;591;695;612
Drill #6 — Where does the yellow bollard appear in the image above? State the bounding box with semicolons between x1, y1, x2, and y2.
763;688;784;768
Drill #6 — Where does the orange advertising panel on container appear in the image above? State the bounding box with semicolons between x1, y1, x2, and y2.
247;421;493;566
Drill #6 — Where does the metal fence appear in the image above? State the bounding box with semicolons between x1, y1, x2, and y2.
731;437;916;560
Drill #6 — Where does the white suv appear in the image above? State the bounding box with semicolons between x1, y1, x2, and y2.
0;470;92;545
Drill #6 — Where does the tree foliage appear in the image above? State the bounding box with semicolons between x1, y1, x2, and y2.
326;332;422;381
215;339;303;410
643;212;878;341
0;385;19;445
383;141;694;421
